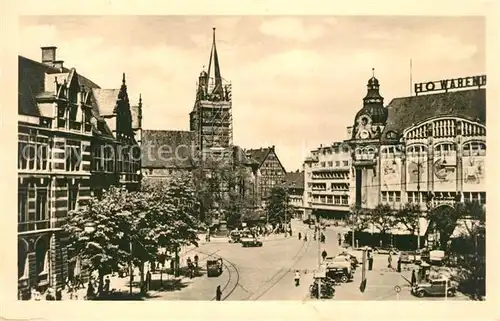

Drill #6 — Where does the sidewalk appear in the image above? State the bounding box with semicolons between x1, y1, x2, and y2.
61;243;221;300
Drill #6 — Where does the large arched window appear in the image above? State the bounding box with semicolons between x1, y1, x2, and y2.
463;141;486;156
35;237;49;277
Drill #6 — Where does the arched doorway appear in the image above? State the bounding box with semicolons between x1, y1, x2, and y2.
427;204;460;250
34;235;50;287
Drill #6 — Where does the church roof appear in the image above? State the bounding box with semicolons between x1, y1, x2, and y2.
91;89;120;117
382;88;486;142
245;147;272;167
141;130;197;169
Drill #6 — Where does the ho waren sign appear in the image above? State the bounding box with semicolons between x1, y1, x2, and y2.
414;75;486;95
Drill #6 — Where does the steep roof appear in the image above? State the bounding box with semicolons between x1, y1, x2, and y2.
18;56;101;116
245;147;271;167
383;89;486;141
141;130;196;169
91;89;120;117
233;145;259;167
284;171;305;190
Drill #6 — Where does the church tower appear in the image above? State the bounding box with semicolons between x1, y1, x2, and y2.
189;27;233;159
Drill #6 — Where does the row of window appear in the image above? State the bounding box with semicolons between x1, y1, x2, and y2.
382;191;486;204
312;194;349;205
318;146;350;155
18;183;80;228
260;169;284;176
318;160;350;168
312;172;349;180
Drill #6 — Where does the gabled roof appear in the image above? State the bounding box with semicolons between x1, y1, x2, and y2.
284;171;305;190
245;147;271;167
246;146;287;173
141;130;196;169
382;89;486;142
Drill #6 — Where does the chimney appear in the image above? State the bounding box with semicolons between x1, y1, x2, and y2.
41;46;57;64
52;60;64;70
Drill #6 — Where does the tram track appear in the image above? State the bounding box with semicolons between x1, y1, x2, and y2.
245;236;313;301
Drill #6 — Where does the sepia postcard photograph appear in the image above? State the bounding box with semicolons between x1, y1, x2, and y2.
1;1;499;321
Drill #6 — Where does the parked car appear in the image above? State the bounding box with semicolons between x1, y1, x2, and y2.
411;278;456;298
325;256;351;271
241;236;263;247
228;230;241;243
374;246;399;255
337;251;360;268
399;251;412;263
326;267;352;283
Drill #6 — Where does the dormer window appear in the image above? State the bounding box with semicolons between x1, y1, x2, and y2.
386;131;397;139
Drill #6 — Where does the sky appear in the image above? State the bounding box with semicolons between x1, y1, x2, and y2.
19;16;485;171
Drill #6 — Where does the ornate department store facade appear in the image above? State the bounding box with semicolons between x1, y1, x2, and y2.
304;73;486;241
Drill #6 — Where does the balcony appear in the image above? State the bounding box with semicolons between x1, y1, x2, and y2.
18;220;50;233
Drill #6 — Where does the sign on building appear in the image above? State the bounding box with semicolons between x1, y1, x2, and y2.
414;75;486;95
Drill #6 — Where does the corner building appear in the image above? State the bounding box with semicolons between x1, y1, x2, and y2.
305;72;486;242
18;47;142;297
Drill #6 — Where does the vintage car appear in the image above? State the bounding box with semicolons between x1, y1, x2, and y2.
412;277;456;298
325;256;352;271
336;251;360;268
400;250;422;263
228;230;242;243
325;266;352;283
206;259;223;277
241;236;263;247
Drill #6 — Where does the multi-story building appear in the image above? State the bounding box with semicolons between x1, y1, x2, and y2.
347;73;486;213
17;46;141;297
305;71;486;246
245;146;287;205
303;142;352;221
189;28;232;160
283;170;305;219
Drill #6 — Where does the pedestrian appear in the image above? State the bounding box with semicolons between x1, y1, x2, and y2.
298;232;302;240
294;270;301;286
55;287;62;301
322;250;328;261
321;233;325;243
146;270;152;291
304;234;308;242
194;254;199;268
216;285;222;301
411;269;417;286
397;257;402;273
368;256;374;271
45;288;55;301
86;280;95;300
103;276;110;294
388;253;393;269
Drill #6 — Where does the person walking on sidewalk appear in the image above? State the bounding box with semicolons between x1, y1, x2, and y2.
322;250;328;261
194;254;199;269
216;285;222;301
298;232;302;241
388;253;393;269
294;270;301;286
411;270;417;286
397;257;402;273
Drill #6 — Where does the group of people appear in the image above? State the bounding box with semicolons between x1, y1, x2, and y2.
186;254;199;279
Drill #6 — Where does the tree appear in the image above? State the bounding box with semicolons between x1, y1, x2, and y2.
370;204;397;246
346;205;371;247
427;204;462;251
395;202;422;249
266;186;294;225
64;186;134;294
192;157;256;229
452;201;485;299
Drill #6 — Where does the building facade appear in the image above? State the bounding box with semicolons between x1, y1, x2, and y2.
18;47;141;296
303;142;352;220
246;146;287;205
304;71;486;244
283;170;305;219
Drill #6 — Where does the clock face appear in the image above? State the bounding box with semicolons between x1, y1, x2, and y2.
360;130;370;139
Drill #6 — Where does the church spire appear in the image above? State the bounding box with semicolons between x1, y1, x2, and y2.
207;27;223;97
363;68;383;106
